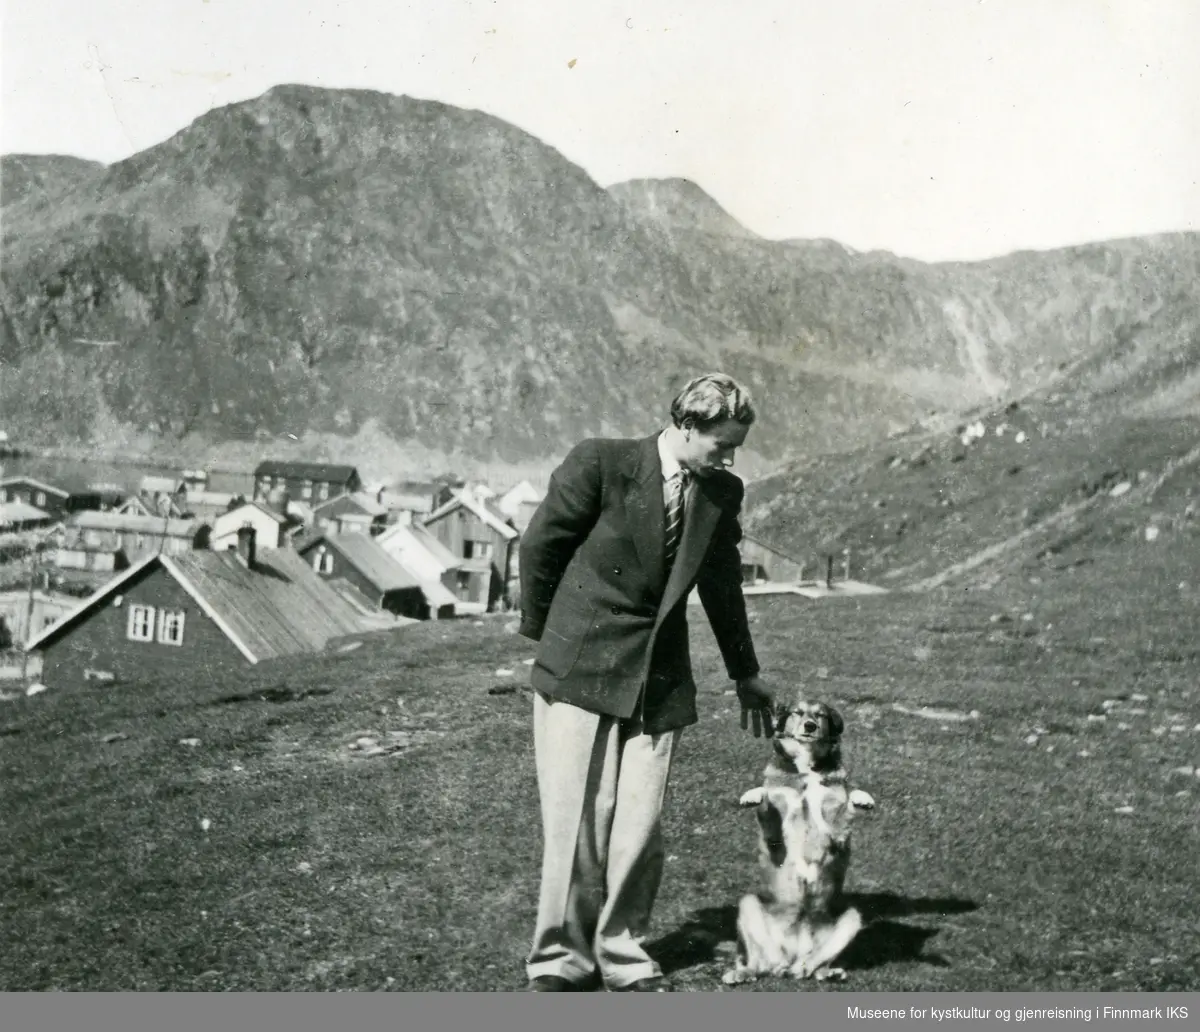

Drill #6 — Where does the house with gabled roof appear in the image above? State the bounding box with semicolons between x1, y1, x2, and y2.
376;481;438;525
0;475;104;521
0;500;55;532
178;489;240;523
373;523;463;620
311;491;389;536
0;588;78;648
422;489;519;613
253;460;362;506
210;500;298;552
24;527;381;689
62;510;208;564
295;531;450;621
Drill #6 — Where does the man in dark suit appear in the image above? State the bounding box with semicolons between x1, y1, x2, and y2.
517;373;777;992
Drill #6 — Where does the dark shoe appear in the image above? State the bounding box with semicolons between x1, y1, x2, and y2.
526;974;598;992
607;976;674;992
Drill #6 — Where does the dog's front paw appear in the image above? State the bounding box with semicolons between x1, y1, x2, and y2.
849;789;876;811
738;787;766;808
722;967;756;986
814;967;848;983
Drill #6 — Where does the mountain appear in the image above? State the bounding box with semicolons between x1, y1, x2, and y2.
1;84;1198;482
742;316;1200;593
0;155;105;209
608;178;760;239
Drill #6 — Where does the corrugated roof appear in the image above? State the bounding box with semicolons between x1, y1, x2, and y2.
308;533;421;593
168;549;371;662
254;460;359;482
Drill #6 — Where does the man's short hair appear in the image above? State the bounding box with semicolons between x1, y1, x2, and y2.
670;373;757;431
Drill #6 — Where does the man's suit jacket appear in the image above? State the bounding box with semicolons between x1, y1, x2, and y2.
518;432;760;735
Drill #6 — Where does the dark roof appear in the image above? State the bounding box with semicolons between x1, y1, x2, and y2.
26;548;373;663
299;533;421;593
254;460;360;482
0;476;70;498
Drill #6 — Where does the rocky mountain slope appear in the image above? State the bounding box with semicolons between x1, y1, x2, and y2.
1;84;1197;479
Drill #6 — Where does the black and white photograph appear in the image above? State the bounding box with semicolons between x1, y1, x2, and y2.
1;0;1198;996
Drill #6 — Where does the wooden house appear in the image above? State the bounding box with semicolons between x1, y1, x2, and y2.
422;490;518;613
738;534;807;586
253;461;362;506
376;523;463;588
0;500;55;532
296;532;433;621
211;501;293;552
375;482;437;526
0;588;77;648
373;522;463;619
62;511;208;565
53;541;129;574
311;491;388;536
178;489;239;523
0;476;104;521
24;529;376;689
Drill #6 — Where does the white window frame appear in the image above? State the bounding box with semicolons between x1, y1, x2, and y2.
157;608;186;646
317;481;330;500
127;604;156;642
301;479;313;499
312;547;334;574
35;491;46;507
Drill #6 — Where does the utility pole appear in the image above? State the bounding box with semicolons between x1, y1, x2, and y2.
19;541;41;682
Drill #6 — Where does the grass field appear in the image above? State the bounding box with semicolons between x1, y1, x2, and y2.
1;541;1198;991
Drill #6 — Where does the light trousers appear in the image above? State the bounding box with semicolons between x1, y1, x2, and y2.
525;690;682;988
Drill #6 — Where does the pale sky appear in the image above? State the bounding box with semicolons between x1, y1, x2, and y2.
2;0;1198;261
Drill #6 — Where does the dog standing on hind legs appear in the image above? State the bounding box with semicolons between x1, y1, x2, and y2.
722;699;878;986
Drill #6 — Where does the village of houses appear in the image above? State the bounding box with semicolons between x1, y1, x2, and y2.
0;457;828;695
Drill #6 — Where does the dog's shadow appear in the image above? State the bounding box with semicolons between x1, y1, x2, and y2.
646;892;978;976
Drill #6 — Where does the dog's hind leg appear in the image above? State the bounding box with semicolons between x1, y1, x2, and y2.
721;894;778;986
792;906;863;981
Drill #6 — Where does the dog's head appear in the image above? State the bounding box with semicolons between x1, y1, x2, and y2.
771;698;844;768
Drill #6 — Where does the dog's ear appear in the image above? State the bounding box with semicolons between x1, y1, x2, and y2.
825;705;844;738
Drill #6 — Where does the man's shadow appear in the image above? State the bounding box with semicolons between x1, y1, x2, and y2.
646;892;978;976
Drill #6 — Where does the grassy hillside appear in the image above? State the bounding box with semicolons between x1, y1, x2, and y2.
2;532;1198;990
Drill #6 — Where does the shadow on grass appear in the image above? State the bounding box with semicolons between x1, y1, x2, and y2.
207;684;337;706
647;892;978;976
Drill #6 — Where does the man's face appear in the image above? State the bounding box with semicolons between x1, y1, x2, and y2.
678;418;751;477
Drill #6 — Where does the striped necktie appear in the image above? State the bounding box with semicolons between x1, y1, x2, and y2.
663;469;689;573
